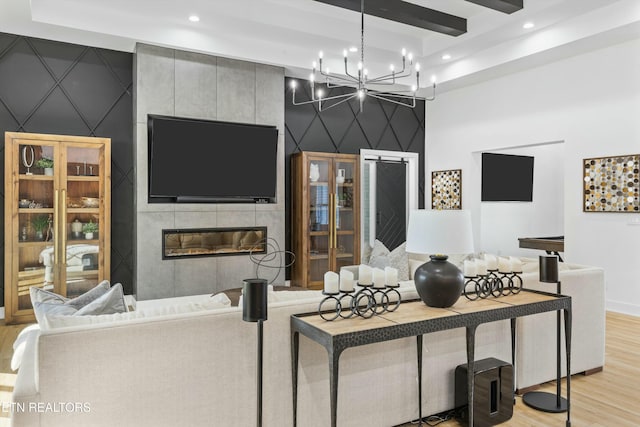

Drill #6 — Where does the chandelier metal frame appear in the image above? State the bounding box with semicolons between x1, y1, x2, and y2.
290;0;435;112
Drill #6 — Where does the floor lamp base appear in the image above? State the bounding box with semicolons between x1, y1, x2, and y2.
522;391;568;413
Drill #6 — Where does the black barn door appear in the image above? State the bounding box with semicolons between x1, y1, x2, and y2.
375;161;407;250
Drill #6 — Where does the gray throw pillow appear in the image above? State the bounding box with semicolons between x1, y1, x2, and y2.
30;281;127;330
75;283;127;315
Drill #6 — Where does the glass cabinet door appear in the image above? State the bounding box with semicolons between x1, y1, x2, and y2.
308;158;331;284
62;145;106;298
334;159;357;271
14;142;57;313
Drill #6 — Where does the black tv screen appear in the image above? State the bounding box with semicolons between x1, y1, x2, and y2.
481;153;534;202
148;115;278;203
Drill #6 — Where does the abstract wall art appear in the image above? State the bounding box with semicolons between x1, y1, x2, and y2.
583;154;639;212
431;169;462;210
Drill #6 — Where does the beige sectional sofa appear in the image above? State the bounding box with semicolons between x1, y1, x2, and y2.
11;261;604;427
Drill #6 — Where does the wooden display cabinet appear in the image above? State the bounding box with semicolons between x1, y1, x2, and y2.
291;152;360;290
4;132;111;324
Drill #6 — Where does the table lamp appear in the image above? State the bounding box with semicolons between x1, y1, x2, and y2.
406;209;474;308
522;255;568;414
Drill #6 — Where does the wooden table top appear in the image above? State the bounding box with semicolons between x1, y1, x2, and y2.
292;291;565;338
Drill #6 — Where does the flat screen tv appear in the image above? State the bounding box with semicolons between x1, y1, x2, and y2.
481;152;534;202
148;115;278;203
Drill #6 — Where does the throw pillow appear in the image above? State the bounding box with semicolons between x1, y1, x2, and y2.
74;283;127;315
367;240;410;281
30;281;128;330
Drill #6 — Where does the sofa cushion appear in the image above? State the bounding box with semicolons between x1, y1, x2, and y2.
30;281;127;330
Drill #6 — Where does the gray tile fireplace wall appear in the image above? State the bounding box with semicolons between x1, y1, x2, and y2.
134;44;285;300
0;32;134;305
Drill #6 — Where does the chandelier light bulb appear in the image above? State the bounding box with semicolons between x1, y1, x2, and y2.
317;89;324;98
390;64;395;72
411;85;417;92
290;80;297;89
402;48;407;57
431;75;437;84
326;68;331;74
319;51;324;59
309;73;315;83
415;63;421;72
364;69;369;76
358;62;363;70
408;53;414;62
312;61;317;69
358;89;365;99
343;49;348;58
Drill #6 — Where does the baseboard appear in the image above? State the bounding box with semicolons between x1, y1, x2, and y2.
583;366;604;376
0;306;4;320
606;300;640;317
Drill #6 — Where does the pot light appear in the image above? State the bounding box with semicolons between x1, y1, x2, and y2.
189;15;200;22
523;22;534;29
442;53;451;60
349;46;358;52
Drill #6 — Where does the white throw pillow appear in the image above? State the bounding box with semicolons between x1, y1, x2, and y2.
367;240;409;281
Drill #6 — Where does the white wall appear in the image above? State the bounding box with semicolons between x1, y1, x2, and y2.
426;37;640;315
477;143;565;257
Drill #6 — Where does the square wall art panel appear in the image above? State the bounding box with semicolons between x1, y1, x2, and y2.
431;169;462;210
583;154;639;212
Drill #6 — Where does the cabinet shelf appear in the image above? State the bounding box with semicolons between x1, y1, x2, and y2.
67;176;100;182
18;241;54;247
19;174;54;181
336;252;354;259
18;208;54;214
67;208;100;214
310;253;329;260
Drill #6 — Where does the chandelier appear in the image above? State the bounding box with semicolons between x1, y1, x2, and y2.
290;0;435;112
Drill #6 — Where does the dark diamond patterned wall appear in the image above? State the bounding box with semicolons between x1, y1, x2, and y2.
284;78;425;276
0;33;134;304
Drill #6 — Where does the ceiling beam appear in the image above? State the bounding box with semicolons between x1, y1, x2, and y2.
313;0;467;36
464;0;523;14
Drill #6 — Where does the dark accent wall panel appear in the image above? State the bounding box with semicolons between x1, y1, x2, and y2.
284;77;425;276
0;32;134;303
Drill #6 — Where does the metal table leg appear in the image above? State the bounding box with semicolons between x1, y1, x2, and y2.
417;335;423;425
291;331;299;427
564;308;572;427
328;347;344;427
466;325;477;427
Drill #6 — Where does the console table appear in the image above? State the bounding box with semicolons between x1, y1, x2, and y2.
291;290;572;427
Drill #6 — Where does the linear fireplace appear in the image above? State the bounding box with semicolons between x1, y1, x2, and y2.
162;227;267;260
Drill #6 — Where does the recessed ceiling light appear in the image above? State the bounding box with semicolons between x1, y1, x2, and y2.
523;22;534;29
442;53;451;60
349;46;358;52
189;15;200;22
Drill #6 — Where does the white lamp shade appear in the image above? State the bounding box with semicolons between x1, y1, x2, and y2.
406;209;474;255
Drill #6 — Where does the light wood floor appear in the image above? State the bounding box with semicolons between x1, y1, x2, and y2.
0;312;637;427
398;311;640;427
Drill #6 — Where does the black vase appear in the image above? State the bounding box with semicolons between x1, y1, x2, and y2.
414;255;464;308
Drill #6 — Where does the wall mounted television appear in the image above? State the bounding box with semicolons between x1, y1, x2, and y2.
148;115;278;203
481;152;534;202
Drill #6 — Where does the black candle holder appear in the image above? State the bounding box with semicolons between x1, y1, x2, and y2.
318;283;403;321
463;271;524;300
318;291;341;321
353;283;376;318
338;289;356;319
